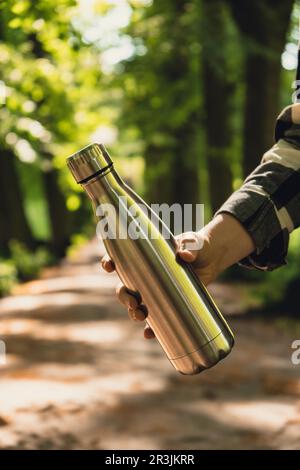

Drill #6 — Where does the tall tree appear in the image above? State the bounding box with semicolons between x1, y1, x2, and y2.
0;9;35;253
201;0;235;213
0;0;102;256
29;32;71;257
118;0;201;229
0;147;34;254
228;0;294;176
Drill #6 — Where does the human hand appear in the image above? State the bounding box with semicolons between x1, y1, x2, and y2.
101;213;254;339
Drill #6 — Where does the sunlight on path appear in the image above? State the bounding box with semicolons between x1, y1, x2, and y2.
0;239;299;449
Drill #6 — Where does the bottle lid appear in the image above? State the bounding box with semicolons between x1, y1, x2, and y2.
67;143;113;184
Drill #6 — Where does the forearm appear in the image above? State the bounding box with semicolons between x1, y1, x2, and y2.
215;140;300;271
202;213;255;275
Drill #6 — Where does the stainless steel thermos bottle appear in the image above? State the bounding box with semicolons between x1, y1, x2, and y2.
67;143;234;375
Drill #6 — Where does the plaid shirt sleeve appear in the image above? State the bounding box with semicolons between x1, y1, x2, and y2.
215;103;300;271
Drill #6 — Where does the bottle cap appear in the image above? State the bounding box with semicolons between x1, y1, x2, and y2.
67;143;113;184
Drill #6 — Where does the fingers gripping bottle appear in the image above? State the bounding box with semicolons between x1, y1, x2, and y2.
67;143;234;375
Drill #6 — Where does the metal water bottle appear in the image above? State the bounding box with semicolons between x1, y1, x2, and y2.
67;143;234;375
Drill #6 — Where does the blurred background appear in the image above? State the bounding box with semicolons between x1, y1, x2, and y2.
0;0;300;450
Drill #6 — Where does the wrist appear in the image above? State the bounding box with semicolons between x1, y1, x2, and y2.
201;213;255;274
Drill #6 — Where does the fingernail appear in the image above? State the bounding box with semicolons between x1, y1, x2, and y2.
129;298;137;309
128;308;137;321
144;328;155;339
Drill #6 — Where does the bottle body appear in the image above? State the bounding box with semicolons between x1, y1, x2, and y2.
67;144;234;375
83;168;234;375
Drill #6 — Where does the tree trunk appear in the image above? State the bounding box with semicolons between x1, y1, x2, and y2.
202;0;234;213
144;118;199;208
0;147;34;254
0;18;34;253
143;0;200;231
243;52;282;176
228;0;294;176
26;34;72;257
144;129;200;234
42;153;71;258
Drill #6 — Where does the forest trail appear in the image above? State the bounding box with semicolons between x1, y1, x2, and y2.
0;240;299;450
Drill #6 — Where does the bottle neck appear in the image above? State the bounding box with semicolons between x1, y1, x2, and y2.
67;143;113;184
82;166;124;204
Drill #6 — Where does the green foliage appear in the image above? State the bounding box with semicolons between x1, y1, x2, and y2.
0;0;105;253
0;259;17;297
119;1;201;136
113;0;203;207
66;233;89;258
0;0;299;312
9;240;52;281
251;232;300;309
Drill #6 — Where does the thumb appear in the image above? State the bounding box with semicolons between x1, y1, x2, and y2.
177;246;198;263
176;232;203;263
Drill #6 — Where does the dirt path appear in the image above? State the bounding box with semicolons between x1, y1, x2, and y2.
0;240;299;449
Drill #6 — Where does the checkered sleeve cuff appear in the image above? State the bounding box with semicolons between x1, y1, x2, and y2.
215;143;300;270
